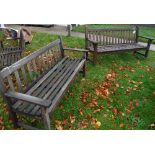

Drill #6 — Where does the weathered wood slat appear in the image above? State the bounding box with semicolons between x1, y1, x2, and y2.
14;71;22;92
27;62;33;81
7;75;15;91
21;66;28;86
32;59;37;72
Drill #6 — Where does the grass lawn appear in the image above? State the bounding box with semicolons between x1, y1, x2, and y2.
72;24;155;44
0;32;155;130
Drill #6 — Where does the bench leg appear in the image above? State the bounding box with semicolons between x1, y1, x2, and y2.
41;108;51;130
86;51;89;60
134;50;149;58
93;52;97;65
82;63;86;77
145;49;149;58
8;108;19;128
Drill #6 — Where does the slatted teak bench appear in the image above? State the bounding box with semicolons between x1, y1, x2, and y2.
0;37;86;129
85;26;154;65
0;29;25;69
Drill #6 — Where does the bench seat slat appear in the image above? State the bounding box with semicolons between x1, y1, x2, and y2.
88;43;147;53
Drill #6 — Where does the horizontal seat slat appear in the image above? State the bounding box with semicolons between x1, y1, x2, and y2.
88;43;147;52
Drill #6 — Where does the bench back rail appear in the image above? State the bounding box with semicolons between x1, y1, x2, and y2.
0;29;25;69
85;27;138;48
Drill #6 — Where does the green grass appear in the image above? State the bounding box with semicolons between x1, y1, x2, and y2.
0;32;155;130
72;24;155;44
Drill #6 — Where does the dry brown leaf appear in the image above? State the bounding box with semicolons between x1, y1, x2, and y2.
129;101;135;110
93;109;101;114
119;123;124;128
70;115;75;124
106;71;117;81
91;118;101;129
125;108;131;113
89;99;98;107
62;119;68;125
78;120;89;129
150;124;155;127
80;92;89;103
0;117;3;125
119;66;125;71
86;114;92;120
55;120;63;130
70;114;75;124
79;108;83;116
124;74;129;77
115;83;119;88
135;101;140;107
96;88;109;98
128;67;135;72
112;107;118;115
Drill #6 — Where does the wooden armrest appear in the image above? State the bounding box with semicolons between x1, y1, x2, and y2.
64;48;88;59
138;36;154;40
64;48;89;52
87;39;98;44
5;91;51;107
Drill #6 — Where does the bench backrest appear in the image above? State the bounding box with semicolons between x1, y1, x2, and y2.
0;38;64;94
0;29;25;69
85;26;139;47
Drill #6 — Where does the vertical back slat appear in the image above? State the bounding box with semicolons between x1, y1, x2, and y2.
14;70;22;92
32;59;37;72
27;62;33;81
7;75;15;91
21;66;28;85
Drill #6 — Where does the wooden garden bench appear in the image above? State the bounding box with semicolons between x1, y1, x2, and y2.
0;37;86;129
0;29;25;69
85;26;154;65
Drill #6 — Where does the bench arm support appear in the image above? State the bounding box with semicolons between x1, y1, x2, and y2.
5;91;51;107
87;39;98;45
87;39;98;54
138;36;154;51
63;48;88;59
138;36;154;41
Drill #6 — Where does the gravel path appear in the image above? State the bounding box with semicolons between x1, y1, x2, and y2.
7;25;155;51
